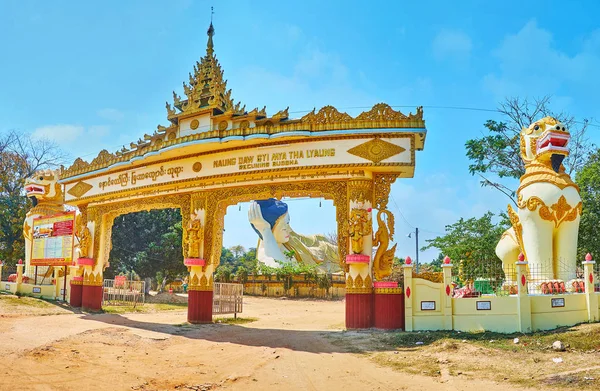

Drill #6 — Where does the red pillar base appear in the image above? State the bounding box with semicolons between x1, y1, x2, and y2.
373;292;405;330
70;282;83;307
82;285;103;310
188;290;213;323
345;293;373;329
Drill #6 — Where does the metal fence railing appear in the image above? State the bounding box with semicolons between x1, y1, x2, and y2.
1;266;17;282
102;279;145;306
527;261;584;295
452;260;514;297
24;266;54;285
213;282;243;317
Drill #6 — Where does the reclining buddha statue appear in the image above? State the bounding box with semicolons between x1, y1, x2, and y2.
248;198;341;273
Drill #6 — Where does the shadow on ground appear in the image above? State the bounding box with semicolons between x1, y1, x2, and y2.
78;312;374;354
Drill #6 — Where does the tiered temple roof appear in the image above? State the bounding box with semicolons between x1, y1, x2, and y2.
61;23;425;180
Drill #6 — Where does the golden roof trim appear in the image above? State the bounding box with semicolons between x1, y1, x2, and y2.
62;104;424;179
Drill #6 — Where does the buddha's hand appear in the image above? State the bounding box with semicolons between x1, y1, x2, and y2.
248;201;271;236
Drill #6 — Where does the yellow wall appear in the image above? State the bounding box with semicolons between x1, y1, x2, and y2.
530;294;588;331
18;283;56;299
2;282;17;294
452;296;518;333
408;276;599;333
410;278;445;331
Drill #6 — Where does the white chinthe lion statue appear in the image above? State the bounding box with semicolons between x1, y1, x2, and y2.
495;117;582;291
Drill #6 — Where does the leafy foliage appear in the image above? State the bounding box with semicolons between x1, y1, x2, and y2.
423;212;508;282
107;209;186;281
465;97;592;204
0;131;66;265
576;148;600;261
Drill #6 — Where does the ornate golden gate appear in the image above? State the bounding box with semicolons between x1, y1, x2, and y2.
57;22;427;327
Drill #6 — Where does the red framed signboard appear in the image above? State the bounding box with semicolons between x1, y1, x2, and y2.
30;211;76;266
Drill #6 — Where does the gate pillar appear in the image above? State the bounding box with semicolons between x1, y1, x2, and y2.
345;180;374;329
80;259;102;310
187;263;214;323
184;201;213;323
80;207;102;310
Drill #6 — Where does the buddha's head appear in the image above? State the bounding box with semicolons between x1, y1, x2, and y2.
250;198;291;243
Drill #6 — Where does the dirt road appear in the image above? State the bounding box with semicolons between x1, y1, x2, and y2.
0;296;537;391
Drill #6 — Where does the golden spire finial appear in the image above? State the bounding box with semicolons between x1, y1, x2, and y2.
207;7;215;56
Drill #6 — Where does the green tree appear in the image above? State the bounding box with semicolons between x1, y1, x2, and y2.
427;253;444;272
229;245;246;259
576;148;600;261
0;131;66;264
107;209;185;280
465;97;591;205
423;212;508;281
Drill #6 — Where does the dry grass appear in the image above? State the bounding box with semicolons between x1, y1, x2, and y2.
102;303;188;314
328;323;600;390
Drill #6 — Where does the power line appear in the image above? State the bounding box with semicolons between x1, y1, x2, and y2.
388;194;445;236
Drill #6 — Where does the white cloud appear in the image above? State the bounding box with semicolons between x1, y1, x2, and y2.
97;108;125;121
432;29;472;61
88;125;111;137
483;20;600;102
32;124;85;142
31;123;117;159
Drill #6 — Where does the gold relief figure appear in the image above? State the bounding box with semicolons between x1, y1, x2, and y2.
372;209;397;280
348;208;372;254
185;219;203;258
78;226;91;258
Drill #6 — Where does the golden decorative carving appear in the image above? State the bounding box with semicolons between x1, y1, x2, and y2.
348;180;373;203
518;195;582;228
272;107;289;120
83;271;103;286
346;287;372;294
364;274;372;289
347;138;406;164
190;119;200;130
239;120;250;131
373;173;398;210
354;274;364;289
218;120;228;131
346;275;354;289
91;150;116;167
356;103;408;121
184;219;204;258
349;208;372;254
374;287;403;294
77;226;91;258
412;271;443;283
192;162;202;172
68;181;93;198
373;209;397;280
517;163;579;194
507;204;526;261
301;105;353;124
189;272;213;291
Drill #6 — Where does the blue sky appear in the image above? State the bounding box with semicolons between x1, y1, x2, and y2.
1;0;599;263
